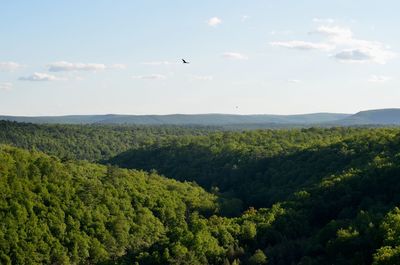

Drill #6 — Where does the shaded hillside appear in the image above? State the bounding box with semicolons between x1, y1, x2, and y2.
108;128;399;208
108;128;400;264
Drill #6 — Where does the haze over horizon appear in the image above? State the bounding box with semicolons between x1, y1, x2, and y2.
1;0;400;116
0;109;391;117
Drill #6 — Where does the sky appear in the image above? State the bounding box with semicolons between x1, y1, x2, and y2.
0;0;400;116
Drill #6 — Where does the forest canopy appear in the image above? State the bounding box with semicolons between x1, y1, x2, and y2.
1;121;400;264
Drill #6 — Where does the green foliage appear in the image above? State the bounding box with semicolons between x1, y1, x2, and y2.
0;121;211;161
0;145;233;264
108;127;400;264
109;127;399;208
240;221;257;241
248;249;267;265
373;246;400;265
380;207;400;246
3;122;400;264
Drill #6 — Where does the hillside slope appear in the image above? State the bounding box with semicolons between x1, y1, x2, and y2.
3;128;400;264
338;109;400;125
0;121;211;161
0;145;227;264
108;128;400;264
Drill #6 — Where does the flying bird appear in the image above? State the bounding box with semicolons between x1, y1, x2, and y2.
182;59;190;64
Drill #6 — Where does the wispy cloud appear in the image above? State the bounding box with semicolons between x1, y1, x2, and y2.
207;17;222;27
334;43;395;64
0;62;23;72
48;61;106;72
315;25;395;64
288;79;302;84
335;49;372;62
0;82;13;90
132;74;166;80
222;52;248;60
368;75;392;83
271;23;396;64
270;41;334;51
47;61;126;72
19;72;64;81
312;25;353;39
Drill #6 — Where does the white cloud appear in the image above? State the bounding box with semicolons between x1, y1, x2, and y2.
0;82;13;91
368;75;392;83
192;75;213;81
270;41;334;51
313;25;353;39
334;43;396;64
47;61;125;72
48;61;106;72
132;74;166;80
0;62;22;72
334;49;373;62
288;79;302;84
316;25;396;64
271;23;396;64
19;72;64;81
222;52;248;60
207;17;222;27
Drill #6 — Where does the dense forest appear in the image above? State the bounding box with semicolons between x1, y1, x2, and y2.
0;121;212;161
1;121;400;264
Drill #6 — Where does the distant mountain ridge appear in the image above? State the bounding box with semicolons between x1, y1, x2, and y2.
337;109;400;125
0;108;399;127
0;113;350;125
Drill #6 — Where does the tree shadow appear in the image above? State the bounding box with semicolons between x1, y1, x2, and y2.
107;135;395;209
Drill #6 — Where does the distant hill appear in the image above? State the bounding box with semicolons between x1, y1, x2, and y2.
0;113;350;126
0;114;116;124
1;109;399;127
338;108;400;125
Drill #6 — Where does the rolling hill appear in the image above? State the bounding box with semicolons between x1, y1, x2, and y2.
338;108;400;125
0;109;399;127
0;113;350;125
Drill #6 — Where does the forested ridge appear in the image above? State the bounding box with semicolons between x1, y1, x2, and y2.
109;128;400;207
108;127;400;264
0;145;238;265
1;121;400;264
0;121;212;161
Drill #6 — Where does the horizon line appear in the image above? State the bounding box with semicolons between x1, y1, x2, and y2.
1;108;400;117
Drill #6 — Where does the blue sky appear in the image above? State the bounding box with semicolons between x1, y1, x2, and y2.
1;0;399;115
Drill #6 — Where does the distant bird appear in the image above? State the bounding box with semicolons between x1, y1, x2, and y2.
182;59;190;64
